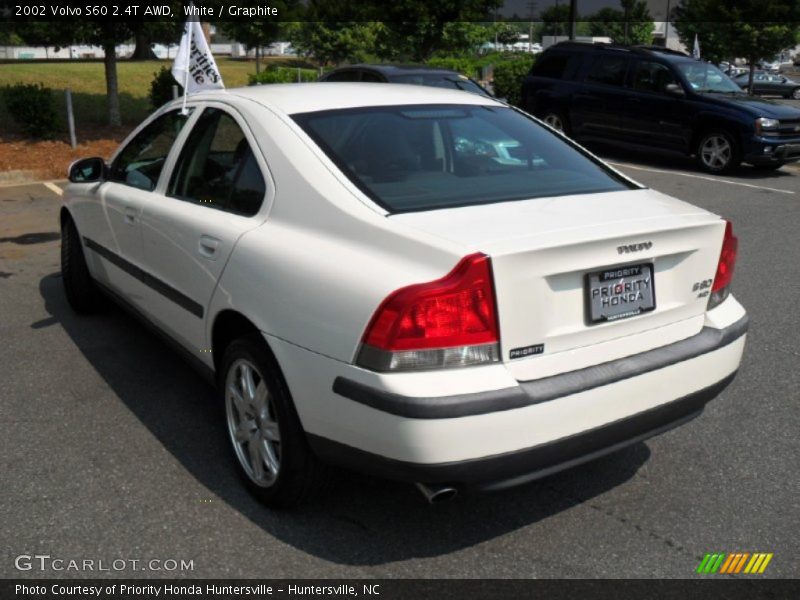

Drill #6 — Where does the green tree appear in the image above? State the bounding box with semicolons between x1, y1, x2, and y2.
540;4;572;38
587;2;654;45
218;0;300;73
75;23;134;126
673;0;800;92
372;1;502;62
286;22;377;67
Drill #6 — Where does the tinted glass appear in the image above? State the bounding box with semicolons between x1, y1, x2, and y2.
586;56;628;87
631;61;678;94
109;110;189;191
531;53;567;78
325;70;361;82
392;74;491;96
360;71;384;83
294;105;633;213
676;62;741;93
168;108;265;215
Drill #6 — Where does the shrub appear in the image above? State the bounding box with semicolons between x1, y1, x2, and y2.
150;66;181;109
492;55;535;107
248;66;318;85
1;83;58;139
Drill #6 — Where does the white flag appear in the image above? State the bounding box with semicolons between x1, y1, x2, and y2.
172;12;224;111
693;34;701;59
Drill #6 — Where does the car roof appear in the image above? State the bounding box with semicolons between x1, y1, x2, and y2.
549;41;693;63
329;64;462;76
218;82;500;115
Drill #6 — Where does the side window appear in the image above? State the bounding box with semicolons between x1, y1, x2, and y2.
631;61;678;94
531;53;568;79
586;55;629;87
325;70;361;82
360;71;384;83
168;108;266;216
109;110;189;191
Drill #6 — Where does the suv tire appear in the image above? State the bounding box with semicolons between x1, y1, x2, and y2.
696;130;741;173
542;111;570;135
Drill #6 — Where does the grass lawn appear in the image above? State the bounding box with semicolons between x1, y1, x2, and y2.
0;57;311;179
0;57;303;133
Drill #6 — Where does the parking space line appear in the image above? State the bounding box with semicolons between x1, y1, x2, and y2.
43;182;64;196
607;161;796;195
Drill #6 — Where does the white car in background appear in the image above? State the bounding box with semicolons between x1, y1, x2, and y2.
61;84;748;507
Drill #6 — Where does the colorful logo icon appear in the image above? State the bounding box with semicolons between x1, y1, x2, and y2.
696;552;773;574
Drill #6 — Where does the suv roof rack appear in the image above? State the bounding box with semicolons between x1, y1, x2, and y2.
551;41;690;58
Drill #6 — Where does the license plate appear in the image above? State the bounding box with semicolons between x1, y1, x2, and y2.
586;263;655;323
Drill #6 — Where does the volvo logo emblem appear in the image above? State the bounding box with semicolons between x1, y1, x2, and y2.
617;241;653;254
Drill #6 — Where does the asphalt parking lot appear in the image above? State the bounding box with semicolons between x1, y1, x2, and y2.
1;147;798;579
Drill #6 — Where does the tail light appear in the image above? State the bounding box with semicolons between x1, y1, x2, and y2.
708;220;738;310
356;253;500;371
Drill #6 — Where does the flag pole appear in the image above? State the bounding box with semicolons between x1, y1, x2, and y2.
181;22;192;115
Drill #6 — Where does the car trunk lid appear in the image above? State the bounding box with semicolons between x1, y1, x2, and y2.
391;189;725;381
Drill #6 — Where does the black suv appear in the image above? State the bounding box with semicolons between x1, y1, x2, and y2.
521;42;800;172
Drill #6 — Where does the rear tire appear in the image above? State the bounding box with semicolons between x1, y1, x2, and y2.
60;216;101;314
220;334;329;508
542;111;570;135
792;88;800;100
696;130;741;174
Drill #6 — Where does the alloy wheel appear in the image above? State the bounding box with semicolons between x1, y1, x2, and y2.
543;113;564;132
700;134;732;171
225;358;281;487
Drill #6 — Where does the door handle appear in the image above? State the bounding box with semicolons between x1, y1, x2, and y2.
198;235;220;260
123;207;137;225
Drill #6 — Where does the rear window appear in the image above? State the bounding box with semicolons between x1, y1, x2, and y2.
292;104;634;213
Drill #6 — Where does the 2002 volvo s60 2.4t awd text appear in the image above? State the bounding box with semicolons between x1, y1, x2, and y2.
60;84;747;506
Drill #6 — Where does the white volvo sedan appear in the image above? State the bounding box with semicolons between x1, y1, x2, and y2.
61;84;747;506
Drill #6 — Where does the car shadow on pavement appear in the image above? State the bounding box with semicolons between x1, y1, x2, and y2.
40;271;650;566
588;142;797;181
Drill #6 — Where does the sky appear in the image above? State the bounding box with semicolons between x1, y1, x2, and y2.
499;0;673;20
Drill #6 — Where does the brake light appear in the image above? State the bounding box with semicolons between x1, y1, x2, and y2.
708;220;738;309
357;253;500;371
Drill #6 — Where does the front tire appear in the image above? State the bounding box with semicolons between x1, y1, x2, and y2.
220;334;328;508
696;131;741;173
792;88;800;99
60;216;101;314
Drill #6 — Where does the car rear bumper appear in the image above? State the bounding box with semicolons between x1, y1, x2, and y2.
269;300;747;491
310;372;736;491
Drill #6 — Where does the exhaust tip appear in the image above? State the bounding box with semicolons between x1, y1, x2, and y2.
415;482;458;504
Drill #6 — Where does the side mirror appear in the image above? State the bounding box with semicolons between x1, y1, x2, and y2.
68;157;106;183
665;83;685;97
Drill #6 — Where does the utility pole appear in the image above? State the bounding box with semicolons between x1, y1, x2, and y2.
569;0;577;40
664;0;671;48
527;1;537;52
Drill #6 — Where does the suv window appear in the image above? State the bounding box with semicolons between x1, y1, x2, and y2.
631;61;678;94
325;70;360;82
530;53;580;80
168;108;266;216
109;110;189;191
586;55;628;87
360;70;384;83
